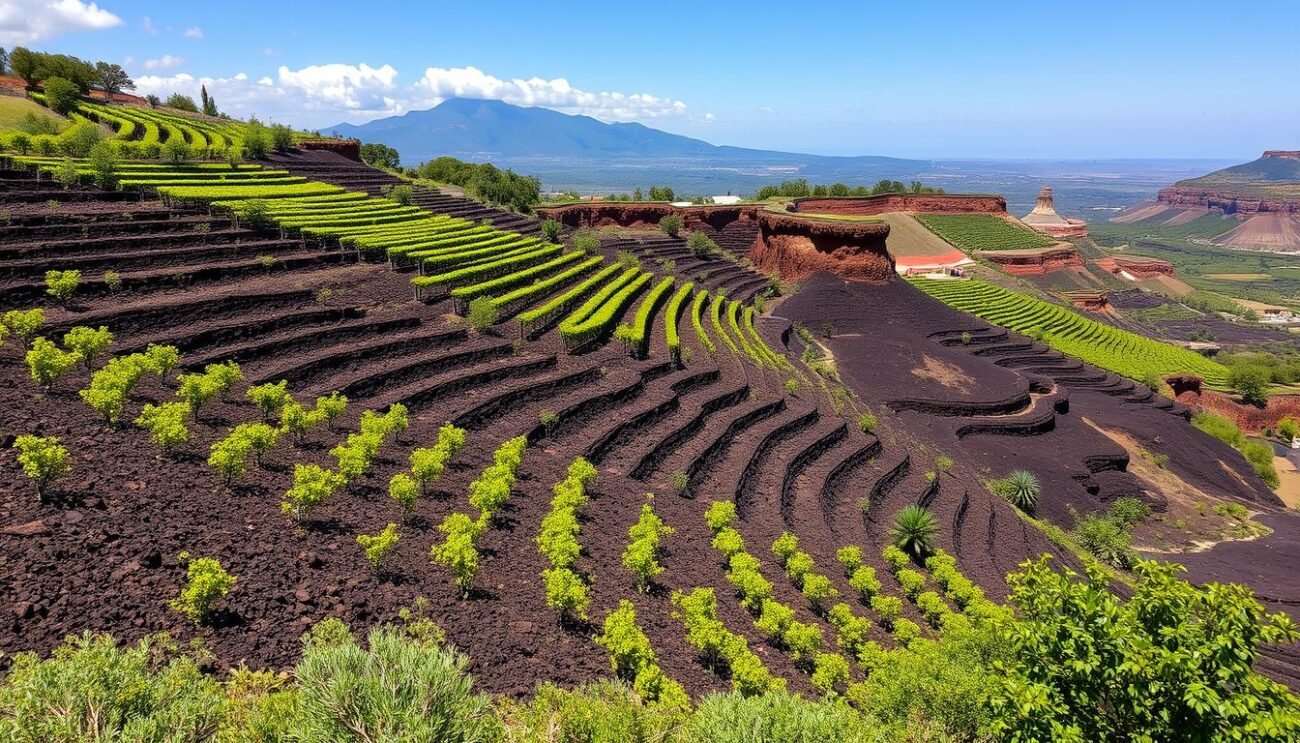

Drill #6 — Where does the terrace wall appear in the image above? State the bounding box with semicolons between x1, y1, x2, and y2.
748;211;893;282
299;139;362;162
791;194;1007;216
981;246;1083;275
1096;256;1175;278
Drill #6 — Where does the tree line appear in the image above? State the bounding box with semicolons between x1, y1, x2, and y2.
754;178;945;200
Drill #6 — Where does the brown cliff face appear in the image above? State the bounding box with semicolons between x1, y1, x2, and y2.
748;212;893;282
1156;187;1300;216
981;247;1083;275
791;194;1007;216
1096;256;1175;278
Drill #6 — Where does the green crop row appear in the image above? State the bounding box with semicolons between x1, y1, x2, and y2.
489;257;604;318
710;293;740;355
411;245;564;301
691;289;715;355
516;263;624;336
615;276;675;358
558;269;650;349
910;277;1228;386
449;251;590;312
663;282;696;363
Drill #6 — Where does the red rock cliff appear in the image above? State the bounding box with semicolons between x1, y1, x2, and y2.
1156;187;1300;216
981;246;1083;275
748;211;893;282
791;194;1007;216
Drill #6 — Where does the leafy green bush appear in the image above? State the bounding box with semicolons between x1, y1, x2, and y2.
660;214;682;237
1193;410;1247;448
44;269;80;301
0;633;226;743
169;554;236;623
246;380;291;420
835;545;863;574
801;573;840;611
62;325;113;369
135;401;190;451
14;434;70;500
88;141;120;190
3;308;44;348
810;652;852;697
687;229;717;257
897;568;927;600
1073;510;1136;569
282;463;346;522
542;567;590;622
466;295;499;331
292;625;500;742
705;500;737;533
357;523;400;570
26;336;79;389
848;565;881;600
622;501;674;592
430;513;483;597
688;689;878;742
1242;441;1280;488
1109;496;1151;526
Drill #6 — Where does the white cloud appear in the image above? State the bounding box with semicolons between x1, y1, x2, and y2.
412;66;687;120
141;15;156;34
134;61;690;131
142;54;184;70
0;0;123;44
183;26;203;39
262;48;280;57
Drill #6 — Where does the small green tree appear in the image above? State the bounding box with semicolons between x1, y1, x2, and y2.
389;472;419;519
163;137;190;164
208;432;253;485
687;230;716;257
54;158;79;189
135;401;191;451
890;504;938;560
247;380;291;420
1228;364;1271;406
62;325;113;369
88;141;119;190
660;214;682;237
26;337;79;389
2;308;45;348
169;554;236;624
315;391;348;431
44;269;81;302
282;464;346;522
42;76;80;114
176;373;220;419
14;434;70;500
270;124;294;152
357;523;400;571
542;566;590;622
1279;416;1300;443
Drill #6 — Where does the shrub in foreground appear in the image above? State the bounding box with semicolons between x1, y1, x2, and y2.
13;434;70;500
169;553;236;624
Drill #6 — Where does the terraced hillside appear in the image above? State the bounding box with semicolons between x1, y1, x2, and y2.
2;150;1297;702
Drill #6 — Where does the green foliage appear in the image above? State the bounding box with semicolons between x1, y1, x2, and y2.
270;124;294;152
63;325;113;368
687;230;718;257
292;625;500;742
890;504;938;560
1279;416;1300;442
163;136;190;164
360;142;400;169
783;378;799;395
356;523;400;570
704;500;737;533
801;573;840;611
3;307;44;347
315;390;348;430
431;513;482;597
1243;441;1280;487
246;379;290;420
242;119;270;160
54;157;79;188
42;75;80;114
835;545;863;574
169;554;236;623
1073;508;1138;569
134;401;190;451
0;632;226;743
990;557;1300;742
1110;496;1151;526
882;544;909;574
466;435;527;518
897;568;927;600
13;434;70;499
848;565;882;600
282;463;345;521
915;591;950;628
44;268;80;301
207;430;252;485
145;343;180;378
1192;410;1246;448
542;567;590;621
88;140;119;189
672;587;784;696
712;527;746;562
870;595;903;627
688;689;881;742
771;531;799;566
540;218;561;242
660;214;682;237
915;213;1054;251
389;472;419;518
622;501;674;592
1229;364;1272;405
991;469;1040;511
810;652;852;697
408;421;466;494
415;156;540;213
176;371;220;418
466;295;499;331
26;336;79;389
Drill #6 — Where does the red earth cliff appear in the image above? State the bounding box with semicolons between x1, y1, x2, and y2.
981;246;1084;275
748;211;893;282
1096;256;1175;278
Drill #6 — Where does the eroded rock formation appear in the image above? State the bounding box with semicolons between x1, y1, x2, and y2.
1021;186;1089;238
981;246;1084;275
748;211;893;282
1096;256;1175;278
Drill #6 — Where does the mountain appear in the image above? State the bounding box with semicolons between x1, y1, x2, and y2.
326;98;929;192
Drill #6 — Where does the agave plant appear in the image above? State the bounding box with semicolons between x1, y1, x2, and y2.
1001;470;1040;511
890;504;938;560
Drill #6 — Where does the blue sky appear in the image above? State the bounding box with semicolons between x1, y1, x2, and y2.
6;0;1299;159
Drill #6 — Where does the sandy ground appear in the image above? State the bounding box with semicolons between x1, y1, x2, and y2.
1211;214;1300;251
1110;202;1174;224
877;212;969;266
1272;456;1300;508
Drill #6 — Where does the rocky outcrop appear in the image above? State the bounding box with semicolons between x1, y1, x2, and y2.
1021;186;1089;238
748;211;893;282
981;246;1083;275
1095;256;1175;278
791;194;1007;216
1063;291;1109;312
1156;187;1300;216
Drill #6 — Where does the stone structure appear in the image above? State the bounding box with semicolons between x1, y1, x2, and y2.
1020;186;1088;238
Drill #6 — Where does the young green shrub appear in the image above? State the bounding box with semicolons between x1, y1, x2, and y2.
571;230;601;255
279;400;315;443
712;528;746;562
388;184;413;206
660;214;682;237
783;378;799;395
409;422;467;494
891;617;922;645
687;230;717;257
169;554;236;624
431;513;482;597
870;595;903;628
357;523;400;571
247;380;291;420
54;157;79;189
810;652;852;697
291;625;499;742
282;463;346;522
26;336;79;390
134;401;191;451
771;532;800;567
915;591;950;628
314;391;349;431
897;568;927;600
848;565;882;601
389;472;419;520
857;411;878;434
238;422;280;464
205;359;244;398
783;621;824;665
208;429;254;485
890;504;938;560
63;326;114;369
801;573;840;612
882;544;910;574
993;469;1039;511
163;137;190;164
145;343;180;378
835;545;863;575
0;633;226;743
44;269;81;302
622;500;675;592
1073;511;1136;569
176;372;220;419
539;409;559;433
669;470;689;495
2;308;45;349
541;218;561;242
13;434;70;500
542;567;590;622
593;601;688;707
755;600;795;641
784;551;815;588
88;140;120;190
705;500;737;533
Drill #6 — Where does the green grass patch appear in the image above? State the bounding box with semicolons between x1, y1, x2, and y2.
914;214;1054;251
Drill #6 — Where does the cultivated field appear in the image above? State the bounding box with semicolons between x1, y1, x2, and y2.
914;214;1054;252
